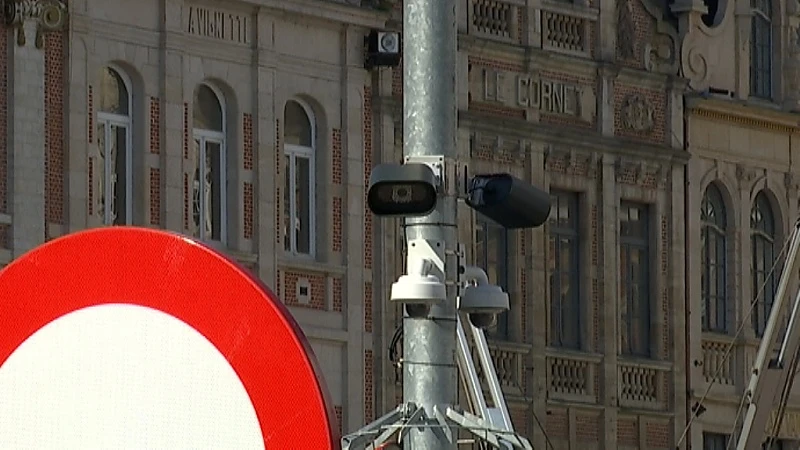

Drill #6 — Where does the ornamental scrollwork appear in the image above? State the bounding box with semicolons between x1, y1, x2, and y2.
2;0;67;48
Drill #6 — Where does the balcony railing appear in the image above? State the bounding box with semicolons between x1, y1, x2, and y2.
466;0;597;57
394;337;530;398
701;333;737;387
467;0;523;43
545;349;601;404
618;359;670;410
472;339;530;397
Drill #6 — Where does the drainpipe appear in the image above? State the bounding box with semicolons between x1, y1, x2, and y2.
684;115;693;450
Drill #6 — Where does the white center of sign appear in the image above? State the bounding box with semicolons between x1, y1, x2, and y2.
0;304;265;449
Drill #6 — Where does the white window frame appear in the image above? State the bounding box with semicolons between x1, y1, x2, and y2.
191;83;227;244
96;65;133;226
284;99;316;258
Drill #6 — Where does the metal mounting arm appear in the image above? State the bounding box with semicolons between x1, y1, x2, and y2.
737;218;800;450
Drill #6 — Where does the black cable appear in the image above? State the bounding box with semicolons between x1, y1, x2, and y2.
388;325;403;369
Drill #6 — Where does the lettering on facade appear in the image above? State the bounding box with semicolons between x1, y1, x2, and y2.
471;67;596;122
186;6;250;45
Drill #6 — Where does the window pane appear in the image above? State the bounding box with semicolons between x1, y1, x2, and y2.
193;85;223;131
295;156;311;254
206;141;223;240
191;139;201;238
620;202;650;357
548;191;580;348
99;67;128;115
284;101;312;147
111;124;128;225
283;155;291;251
96;122;107;222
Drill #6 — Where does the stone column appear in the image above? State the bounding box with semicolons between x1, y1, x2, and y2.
5;0;67;256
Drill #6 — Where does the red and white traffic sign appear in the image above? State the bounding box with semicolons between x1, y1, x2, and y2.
0;227;339;449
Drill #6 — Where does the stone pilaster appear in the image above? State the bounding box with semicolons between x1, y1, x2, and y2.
3;0;68;256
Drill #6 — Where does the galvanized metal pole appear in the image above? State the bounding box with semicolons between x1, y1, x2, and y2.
402;0;459;449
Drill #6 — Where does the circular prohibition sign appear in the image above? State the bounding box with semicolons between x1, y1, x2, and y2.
0;227;339;449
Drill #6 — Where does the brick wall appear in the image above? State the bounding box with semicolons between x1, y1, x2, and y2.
149;168;161;226
332;278;343;312
149;97;160;154
363;86;373;269
243;113;253;170
546;408;569;439
645;421;670;448
364;281;373;332
149;97;161;226
576;414;600;441
364;349;374;422
244;182;254;239
44;32;65;230
617;417;638;446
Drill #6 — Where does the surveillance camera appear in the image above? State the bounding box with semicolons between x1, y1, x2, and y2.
458;266;509;330
466;173;551;229
391;273;446;302
468;313;496;329
367;163;439;217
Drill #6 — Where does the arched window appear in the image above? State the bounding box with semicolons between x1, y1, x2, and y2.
751;192;776;336
701;184;728;333
283;100;316;256
191;83;226;242
750;0;772;98
96;65;133;225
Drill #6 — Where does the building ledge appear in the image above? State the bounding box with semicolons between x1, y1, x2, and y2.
459;110;689;164
259;0;390;29
686;94;800;133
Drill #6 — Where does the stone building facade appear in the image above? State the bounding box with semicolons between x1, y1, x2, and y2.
7;0;800;448
371;1;691;449
0;0;388;437
679;0;800;446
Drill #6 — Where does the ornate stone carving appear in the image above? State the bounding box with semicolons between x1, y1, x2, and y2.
735;164;757;183
2;0;67;48
615;158;667;188
620;94;655;132
616;0;636;60
545;146;598;178
638;0;680;74
785;172;800;194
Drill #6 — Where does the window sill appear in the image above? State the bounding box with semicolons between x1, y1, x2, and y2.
617;356;672;370
544;347;603;363
278;255;347;275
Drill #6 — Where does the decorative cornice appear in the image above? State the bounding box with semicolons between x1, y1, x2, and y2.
686;96;800;134
2;0;67;48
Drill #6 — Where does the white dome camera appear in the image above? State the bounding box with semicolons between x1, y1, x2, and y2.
458;266;510;329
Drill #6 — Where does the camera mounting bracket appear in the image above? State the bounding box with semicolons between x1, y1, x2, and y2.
404;155;445;193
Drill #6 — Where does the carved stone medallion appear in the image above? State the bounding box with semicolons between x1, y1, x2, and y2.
620;93;655;132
